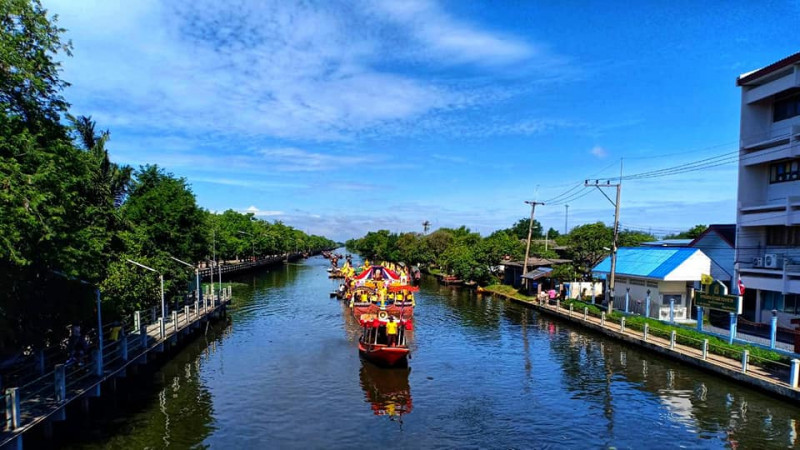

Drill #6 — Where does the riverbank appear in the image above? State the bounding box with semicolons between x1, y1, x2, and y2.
481;284;800;403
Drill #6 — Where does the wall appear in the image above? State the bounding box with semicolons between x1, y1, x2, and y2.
692;232;734;282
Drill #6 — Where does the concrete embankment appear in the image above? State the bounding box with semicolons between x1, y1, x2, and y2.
481;286;800;403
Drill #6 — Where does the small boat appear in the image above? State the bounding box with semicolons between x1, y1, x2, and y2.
440;275;463;285
358;314;411;368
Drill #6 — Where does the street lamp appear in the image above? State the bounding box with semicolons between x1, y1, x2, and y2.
238;230;255;261
169;255;200;306
126;259;165;334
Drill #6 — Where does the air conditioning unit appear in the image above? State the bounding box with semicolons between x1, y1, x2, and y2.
753;257;763;267
764;253;779;268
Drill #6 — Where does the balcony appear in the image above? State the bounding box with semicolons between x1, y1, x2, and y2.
741;125;800;166
739;197;800;226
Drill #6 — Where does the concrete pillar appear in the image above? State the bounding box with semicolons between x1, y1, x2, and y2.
770;310;778;350
601;312;606;327
36;349;45;375
55;364;66;403
625;288;630;314
184;306;190;326
729;312;737;345
791;359;800;389
669;297;675;323
94;348;103;377
5;387;20;430
696;306;704;332
742;350;749;373
702;339;708;360
670;330;676;349
140;324;148;349
194;301;199;317
158;317;165;339
643;323;649;341
172;311;178;334
584;307;588;321
569;303;573;317
121;335;128;361
134;311;141;334
620;317;626;332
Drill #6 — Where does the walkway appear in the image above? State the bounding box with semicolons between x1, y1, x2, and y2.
1;290;232;449
487;291;800;403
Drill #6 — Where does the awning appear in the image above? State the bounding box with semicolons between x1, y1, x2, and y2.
521;267;553;281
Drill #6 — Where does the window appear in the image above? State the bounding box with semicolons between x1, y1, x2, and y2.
769;159;800;183
763;291;785;311
774;93;800;122
784;294;800;315
767;226;787;245
767;226;800;246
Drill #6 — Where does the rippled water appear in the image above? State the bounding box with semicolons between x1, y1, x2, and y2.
44;254;800;449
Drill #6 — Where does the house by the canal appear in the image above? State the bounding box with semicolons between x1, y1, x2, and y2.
593;247;711;322
503;257;571;291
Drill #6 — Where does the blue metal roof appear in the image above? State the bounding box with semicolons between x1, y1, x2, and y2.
592;247;701;280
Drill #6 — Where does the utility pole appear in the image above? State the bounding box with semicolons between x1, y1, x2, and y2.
564;204;569;235
585;159;623;314
522;200;545;290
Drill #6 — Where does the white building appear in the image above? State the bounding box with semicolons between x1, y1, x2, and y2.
593;247;711;322
735;52;800;328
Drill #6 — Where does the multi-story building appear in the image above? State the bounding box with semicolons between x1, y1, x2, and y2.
736;51;800;327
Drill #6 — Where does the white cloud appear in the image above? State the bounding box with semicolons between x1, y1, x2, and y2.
590;146;608;159
245;206;283;217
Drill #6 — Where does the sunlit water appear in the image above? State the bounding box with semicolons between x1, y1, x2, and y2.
41;254;800;449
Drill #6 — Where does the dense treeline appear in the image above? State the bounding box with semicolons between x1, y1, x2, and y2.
0;1;334;353
346;220;656;286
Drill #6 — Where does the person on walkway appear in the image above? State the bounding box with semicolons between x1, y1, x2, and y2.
386;316;398;347
548;288;557;303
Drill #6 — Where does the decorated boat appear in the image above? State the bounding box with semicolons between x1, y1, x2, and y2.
358;313;412;368
349;265;416;319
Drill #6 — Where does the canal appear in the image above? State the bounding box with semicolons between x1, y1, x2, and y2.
45;254;800;449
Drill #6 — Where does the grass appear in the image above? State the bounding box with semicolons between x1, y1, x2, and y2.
562;298;788;367
479;287;789;370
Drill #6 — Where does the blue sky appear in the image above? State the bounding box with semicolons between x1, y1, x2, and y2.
45;0;800;241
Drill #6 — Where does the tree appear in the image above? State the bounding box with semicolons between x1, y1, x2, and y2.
665;224;707;240
619;229;656;247
566;222;613;277
506;218;543;240
1;0;72;126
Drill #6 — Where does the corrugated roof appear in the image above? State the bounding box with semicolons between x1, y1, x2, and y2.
521;267;553;280
737;51;800;86
592;247;701;279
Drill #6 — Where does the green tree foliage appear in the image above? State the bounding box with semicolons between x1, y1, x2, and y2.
619;229;656;247
505;217;543;240
665;224;707;240
0;2;336;351
564;222;613;277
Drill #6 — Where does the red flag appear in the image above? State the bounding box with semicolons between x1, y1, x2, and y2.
738;276;745;296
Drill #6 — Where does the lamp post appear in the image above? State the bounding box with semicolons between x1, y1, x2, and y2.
170;255;200;306
126;259;165;332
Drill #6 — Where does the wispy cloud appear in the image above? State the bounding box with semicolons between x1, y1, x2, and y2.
590;146;608;159
258;147;376;172
245;206;284;217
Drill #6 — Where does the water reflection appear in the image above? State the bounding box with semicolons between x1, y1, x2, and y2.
359;363;413;426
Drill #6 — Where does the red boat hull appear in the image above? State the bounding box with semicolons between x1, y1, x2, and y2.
358;339;409;368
